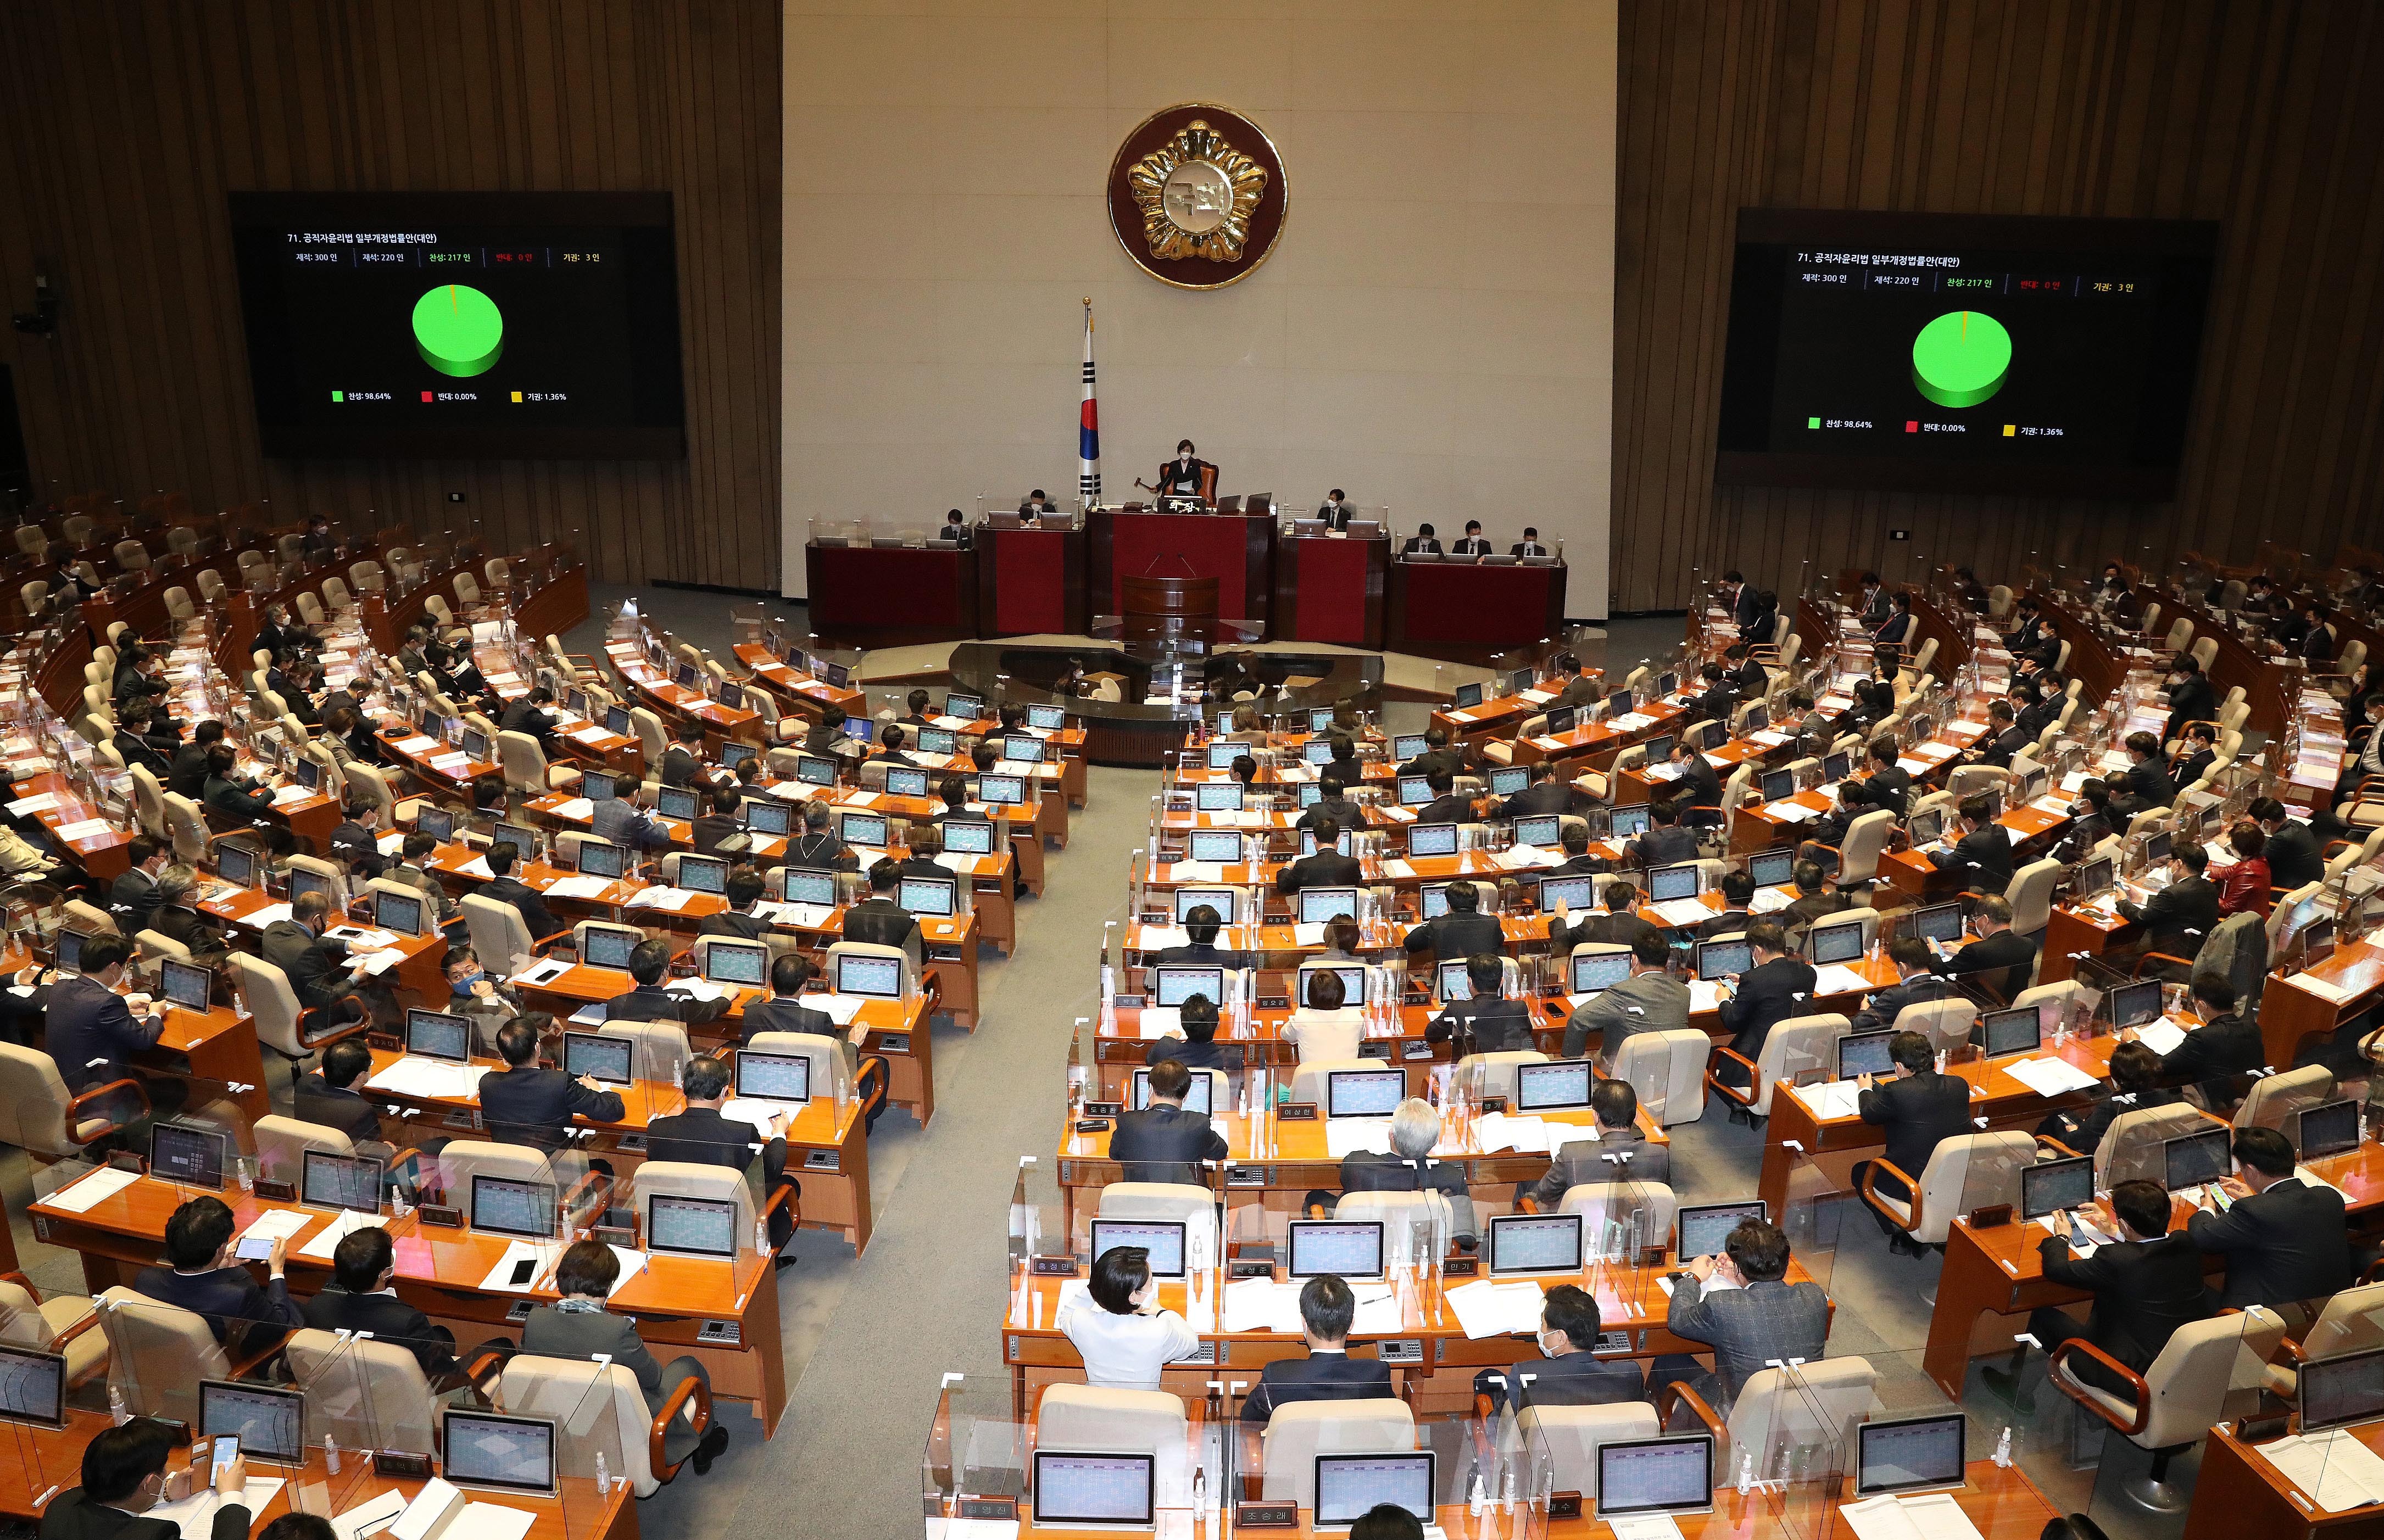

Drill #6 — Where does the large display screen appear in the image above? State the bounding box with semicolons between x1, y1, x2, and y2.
229;192;684;459
1717;209;2216;495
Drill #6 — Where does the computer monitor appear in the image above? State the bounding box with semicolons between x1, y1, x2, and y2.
1299;887;1360;924
917;726;957;756
556;1031;637;1090
0;1344;65;1429
1189;830;1244;864
735;1050;811;1103
745;799;793;836
1609;805;1651;839
796;755;837;787
2074;856;2115;898
1837;1030;1897;1080
885;766;929;799
2298;1346;2384;1433
2294;1098;2362;1160
1822;751;1853;783
1408;822;1459;858
2106;979;2164;1030
1315;1454;1436;1530
1910;902;1965;944
200;1380;306;1466
580;923;636;968
720;741;757;771
151;1121;226;1189
1286;1220;1386;1280
1453;681;1485;710
2163;1126;2233;1191
1596;1438;1715;1519
701;940;768;987
676;854;729;895
1514;1061;1594;1114
1152;966;1226;1008
1397;777;1431;808
1028;704;1066;730
373;889;424;937
2144;829;2173;862
1641;736;1675;768
654;787;699;823
980;774;1028;807
1513;814;1563;850
1675;1200;1767;1262
1807;920;1865;966
1194;783;1242;813
834;952;903;998
492;822;542;859
1172;886;1237;925
716;682;745;711
1129;1067;1212;1115
1510;667;1536;696
1694;938;1752;979
1089;1218;1186;1278
1607;689;1636;717
1204;741;1240;771
1299;963;1368;1008
1908;809;1945;847
604;704;632;736
1419;884;1456;921
1304;740;1336;766
1569;948;1633;995
1979;1005;2041;1057
441;1410;559;1498
782;870;837;907
293;758;321;791
584;775;618;808
1324;1068;1406;1118
1747;849;1795;889
1853;1413;1968;1497
1759;767;1797;803
417;806;458;841
836;811;887;848
1004;735;1047;765
1031;1452;1155;1531
673;663;700;692
2019;1154;2095;1221
942;819;995;855
301;1151;385;1215
1490;767;1533;797
1488;1213;1584;1276
1647;862;1700;902
470;1176;558;1240
1545;706;1578;735
159;958;213;1012
460;729;491;764
645;1193;740;1259
1392;734;1428;760
287;868;332;908
1434;957;1476;1001
405;1009;472;1063
900;875;957;918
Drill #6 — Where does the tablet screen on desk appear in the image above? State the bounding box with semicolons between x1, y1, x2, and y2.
2163;1126;2232;1191
1854;1413;1967;1497
1031;1452;1155;1531
1747;849;1795;889
151;1121;226;1190
1153;966;1225;1008
1675;1199;1765;1262
201;1380;305;1466
0;1344;64;1429
581;924;635;968
1647;863;1700;902
917;727;956;756
835;953;902;999
647;1193;739;1259
563;1031;636;1086
744;799;793;837
656;787;700;822
1596;1436;1713;1519
2106;979;2162;1029
1392;735;1428;761
442;1410;558;1498
1807;920;1865;966
1288;1220;1384;1280
677;855;729;896
1397;777;1431;808
1489;1212;1583;1275
1172;887;1236;925
980;774;1027;807
2073;856;2114;899
720;741;757;771
941;820;995;855
1189;830;1243;864
1513;814;1561;848
2020;1154;2092;1220
945;693;984;721
1453;682;1485;710
471;1176;558;1239
1408;822;1458;858
1909;902;1964;945
406;1008;472;1063
214;841;259;886
1837;1030;1895;1081
302;1151;386;1215
1299;887;1359;924
839;810;893;849
1569;948;1631;995
1195;783;1243;812
736;1050;810;1103
1545;707;1578;735
286;869;332;908
1608;805;1650;839
1979;1006;2040;1057
160;958;213;1012
1515;1061;1592;1112
1325;1069;1404;1118
1028;705;1066;730
374;889;424;937
1759;768;1797;804
782;871;837;907
2294;1098;2361;1161
796;756;837;787
1305;741;1336;766
1004;735;1046;764
885;766;928;799
1315;1453;1434;1529
1490;767;1532;797
898;875;956;918
1694;938;1751;980
1090;1218;1187;1277
700;940;766;987
2299;1345;2384;1432
1130;1068;1212;1115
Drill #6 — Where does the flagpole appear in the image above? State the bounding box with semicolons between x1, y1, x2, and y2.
1079;298;1102;513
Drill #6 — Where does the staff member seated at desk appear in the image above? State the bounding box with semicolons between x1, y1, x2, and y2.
1317;489;1355;529
2187;1126;2352;1309
1524;1080;1669;1208
1276;814;1361;894
697;869;772;940
1017;489;1059;520
109;837;169;951
1144;991;1243;1073
783;799;860;871
1328;1097;1479;1247
1110;1058;1227;1183
41;1420;254;1540
876;723;920;768
1651;1218;1829;1414
1239;1275;1391;1421
1058;1242;1202;1392
803;705;856;759
844;858;920;950
1282;969;1365;1064
1852;1031;1974;1256
1451;520;1491;557
1695;871;1755;941
1425;953;1533;1052
609;939;732;1026
1400;525;1442;556
939;509;970;546
1563;934;1686;1064
303;1226;462;1382
478;1015;625;1175
659;721;717;791
1987;1178;2212;1404
1402;879;1502;961
649;1054;801;1268
132;1195;304;1350
1512;527;1549;559
1158;903;1240;967
593;772;676;852
1476;1283;1645;1415
1714;922;1815;1091
295;1039;384;1145
522;1241;732;1474
1849;937;1954;1033
1548;880;1656;953
1939;895;2037;1000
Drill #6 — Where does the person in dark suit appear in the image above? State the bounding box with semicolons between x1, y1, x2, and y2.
740;954;839;1044
2160;658;2217;748
1425;953;1534;1053
1157;903;1241;967
259;891;365;1025
607;940;732;1026
200;744;279;825
659;722;715;791
2188;1126;2352;1309
1852;1031;1976;1253
593;773;677;853
2036;1040;2177;1153
109;702;177;780
1412;768;1474;829
1110;1058;1228;1183
1779;862;1849;938
132;1195;304;1349
2169;722;2219;796
477;1017;625;1156
2114;845;2219;974
1241;1275;1396;1421
1969;701;2030;769
1719;570;1759;629
1475;1283;1645;1415
2054;780;2118;865
147;866;232;961
1654;1219;1830;1411
1297;778;1361;836
1400;523;1443;556
479;841;563;945
1850;938;1956;1033
1017;488;1059;520
1928;794;2015;892
1940;896;2037;1001
2250;796;2324;889
1683;663;1736;728
1277;816;1363;895
498;687;564;759
1720;643;1767;698
1316;733;1368;790
1667;740;1724;812
105;837;169;936
522;1242;730;1473
647;1056;801;1264
1715;923;1815;1089
294;1039;383;1145
40;1420;254;1540
1856;572;1891;627
1871;591;1916;669
695;869;772;941
1144;991;1245;1074
1622;801;1701;870
843;859;921;951
1510;527;1550;559
1402;879;1503;961
2146;974;2265;1111
172;722;231;797
1694;871;1756;942
689;788;744;857
939;509;971;547
1499;761;1581;819
2119;731;2175;810
1549;879;1659;954
781;799;859;872
1334;1098;1478;1244
1451;520;1491;557
1317;490;1356;530
1525;1079;1669;1207
1398;727;1463;782
1539;823;1611;880
1990;1178;2216;1400
303;1227;460;1381
42;933;171;1118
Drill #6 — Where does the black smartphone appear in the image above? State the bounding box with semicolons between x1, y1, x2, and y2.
509;1258;537;1287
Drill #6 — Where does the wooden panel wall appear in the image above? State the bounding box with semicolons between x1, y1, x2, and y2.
1613;0;2384;612
0;0;779;589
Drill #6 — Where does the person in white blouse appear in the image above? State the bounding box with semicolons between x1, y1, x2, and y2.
1281;969;1366;1063
1057;1244;1201;1391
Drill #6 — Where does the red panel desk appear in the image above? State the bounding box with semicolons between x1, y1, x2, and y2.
1271;531;1388;647
803;540;978;648
976;523;1090;635
1386;557;1568;662
1088;509;1273;631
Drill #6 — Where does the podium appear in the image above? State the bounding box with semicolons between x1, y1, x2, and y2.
1088;509;1274;634
1119;573;1218;644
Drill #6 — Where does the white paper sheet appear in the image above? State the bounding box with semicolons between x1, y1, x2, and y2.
1444;1279;1546;1340
1292;922;1327;946
1812;963;1873;996
43;1164;141;1213
1324;1119;1396;1158
365;1056;488;1101
543;875;612;900
1168;861;1226;882
1138;925;1191;951
246;902;294;927
1750;887;1795;913
1651;897;1713;927
805;993;870;1025
1687;979;1725;1013
52;817;116;841
2133;1018;2188;1056
145;1480;288;1540
1471;1112;1553;1154
624;886;694;911
456;856;494;880
2004;1057;2102;1097
1379;858;1417;879
477;1238;561;1293
550;797;595;819
297;1209;388;1260
1765;800;1821;823
1137;1006;1182;1040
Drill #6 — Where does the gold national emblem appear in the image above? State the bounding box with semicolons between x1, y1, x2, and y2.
1126;120;1269;264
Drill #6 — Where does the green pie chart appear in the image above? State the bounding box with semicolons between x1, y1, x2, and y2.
411;283;504;377
1910;309;2010;408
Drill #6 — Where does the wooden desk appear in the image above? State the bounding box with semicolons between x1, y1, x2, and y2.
975;522;1092;636
1386;559;1568;665
803;541;979;649
2262;940;2384;1075
1507;700;1689;774
2038;901;2129;985
197;884;450;1008
728;642;867;725
2187;1416;2384;1539
1089;510;1274;632
1429;673;1598;749
7;773;136;883
603;646;762;747
373;723;503;797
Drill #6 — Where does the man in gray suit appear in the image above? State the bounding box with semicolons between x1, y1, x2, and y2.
1562;934;1687;1063
1653;1218;1830;1413
1524;1080;1669;1210
520;1241;731;1474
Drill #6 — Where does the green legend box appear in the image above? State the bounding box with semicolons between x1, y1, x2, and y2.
331;390;343;402
1808;416;1820;428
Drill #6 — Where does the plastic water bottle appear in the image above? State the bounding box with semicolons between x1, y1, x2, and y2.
1993;1426;2012;1468
325;1435;341;1475
754;1218;768;1257
109;1384;129;1426
594;1450;610;1492
1468;1471;1487;1518
1736;1450;1754;1494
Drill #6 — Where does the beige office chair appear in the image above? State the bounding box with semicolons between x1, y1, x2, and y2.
2233;1063;2333;1131
1514;1403;1662;1492
285;1328;438;1455
2012;979;2095;1036
133;928;193;964
349;560;387;593
0;1045;147;1167
2091;1103;2219;1187
1607;1029;1711;1126
497;730;581;796
227;951;370;1088
436;1141;554;1204
253;1113;363;1186
294;593;327;628
0;1274;103;1387
282;853;346;909
341;761;402;823
1452;1050;1550;1105
1891;998;1979;1056
1095;1182;1223;1269
1036;1384;1197;1502
1863;1130;2033;1248
1664;1355;1880;1471
499;1354;710;1498
98;1288;272;1424
1709;1013;1850;1119
2052;1307;2284;1511
1556;1181;1679;1252
1334;1191;1458;1267
461;892;551;981
599;1017;691;1087
2005;858;2064;936
1812;808;1897;888
2268;1283;2384;1398
629;706;671;768
824;938;923;998
631;1160;790;1252
1260;1400;1416;1506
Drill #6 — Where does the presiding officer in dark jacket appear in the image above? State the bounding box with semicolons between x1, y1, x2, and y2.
1853;1031;1976;1253
645;1054;801;1265
302;1227;460;1381
1109;1058;1227;1184
2187;1126;2353;1309
1714;923;1815;1088
476;1017;625;1160
1240;1275;1396;1422
41;1420;255;1540
1998;1178;2212;1399
131;1195;305;1350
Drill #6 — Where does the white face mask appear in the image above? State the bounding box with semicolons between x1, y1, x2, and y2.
1178;451;1191;464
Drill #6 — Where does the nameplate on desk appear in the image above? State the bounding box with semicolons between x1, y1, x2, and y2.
109;1151;146;1174
927;945;962;963
1236;1502;1299;1528
1030;1256;1079;1277
1357;1040;1392;1061
1082;1101;1123;1118
594;1225;636;1249
1277;1102;1318;1120
254;1179;296;1204
1226;1167;1268;1189
1441;1257;1480;1278
956;1498;1018;1522
803;1149;841;1172
417;1204;464;1229
1477;1096;1508;1114
1401;1040;1436;1061
1072;1119;1112;1135
1546;1493;1584;1521
697;1319;741;1345
873;1032;911;1054
1230;1259;1275;1277
1968;1203;2013;1229
373;1450;435;1479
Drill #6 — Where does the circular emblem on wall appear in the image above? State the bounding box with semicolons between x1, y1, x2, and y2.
1107;104;1288;290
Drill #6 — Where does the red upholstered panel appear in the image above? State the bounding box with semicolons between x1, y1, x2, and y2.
1398;564;1560;646
992;528;1072;634
809;547;964;628
1293;537;1373;644
1109;514;1250;617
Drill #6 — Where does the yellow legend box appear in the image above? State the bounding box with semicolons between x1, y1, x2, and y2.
510;391;523;403
2002;423;2016;436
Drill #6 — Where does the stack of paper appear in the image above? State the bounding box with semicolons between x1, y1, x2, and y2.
2259;1429;2384;1510
1687;980;1726;1013
544;875;612;900
246;902;294;927
1168;861;1226;882
1794;1080;1866;1121
1291;922;1328;946
455;855;494;880
672;979;733;1003
718;1098;790;1135
478;1238;561;1293
1837;1493;1987;1540
5;792;59;816
2133;1018;2189;1056
2293;973;2352;1004
297;1209;388;1260
1811;963;1873;996
1324;1119;1396;1158
805;994;871;1025
2004;1057;2102;1097
755;900;835;928
233;1209;312;1256
1612;711;1655;732
1497;845;1559;870
1138;925;1191;950
1748;729;1792;747
550;797;595;819
1379;857;1417;879
1750;888;1795;914
1472;1112;1553;1154
1767;801;1820;823
1137;1006;1182;1039
53;817;115;840
42;1165;142;1213
1444;1279;1546;1340
625;886;694;911
366;1056;488;1100
1222;1278;1310;1335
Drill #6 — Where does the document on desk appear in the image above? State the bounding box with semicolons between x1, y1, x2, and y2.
1471;1112;1552;1154
1792;1080;1866;1121
1496;845;1559;871
1138;925;1191;951
543;875;612;901
442;1505;538;1540
235;1210;314;1256
53;817;116;841
625;885;694;911
246;902;295;928
1137;1006;1181;1039
1606;1517;1685;1540
2291;972;2352;1005
718;1098;790;1136
479;1239;561;1293
1687;980;1725;1013
145;1480;288;1540
806;993;870;1025
1168;861;1226;882
755;900;835;928
1811;963;1873;996
43;1164;142;1213
1445;1279;1546;1340
569;726;611;744
1650;897;1713;928
1222;1279;1308;1335
1291;922;1327;946
550;797;595;820
934;853;981;875
297;1209;387;1260
1750;887;1794;914
925;1520;1021;1540
672;979;731;1003
4;791;58;815
331;1488;409;1540
2004;1057;2102;1097
367;1056;489;1101
1324;1118;1396;1158
1747;729;1792;747
1348;1282;1403;1336
606;1245;650;1299
1765;800;1820;823
1379;857;1417;879
1519;689;1557;705
456;855;494;880
353;949;403;978
2132;1018;2188;1056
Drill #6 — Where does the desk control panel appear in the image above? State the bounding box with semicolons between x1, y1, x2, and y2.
803;1149;841;1173
698;1319;742;1346
1375;1340;1425;1365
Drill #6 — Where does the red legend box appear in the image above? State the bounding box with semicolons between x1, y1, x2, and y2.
421;391;434;402
1905;420;1918;432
